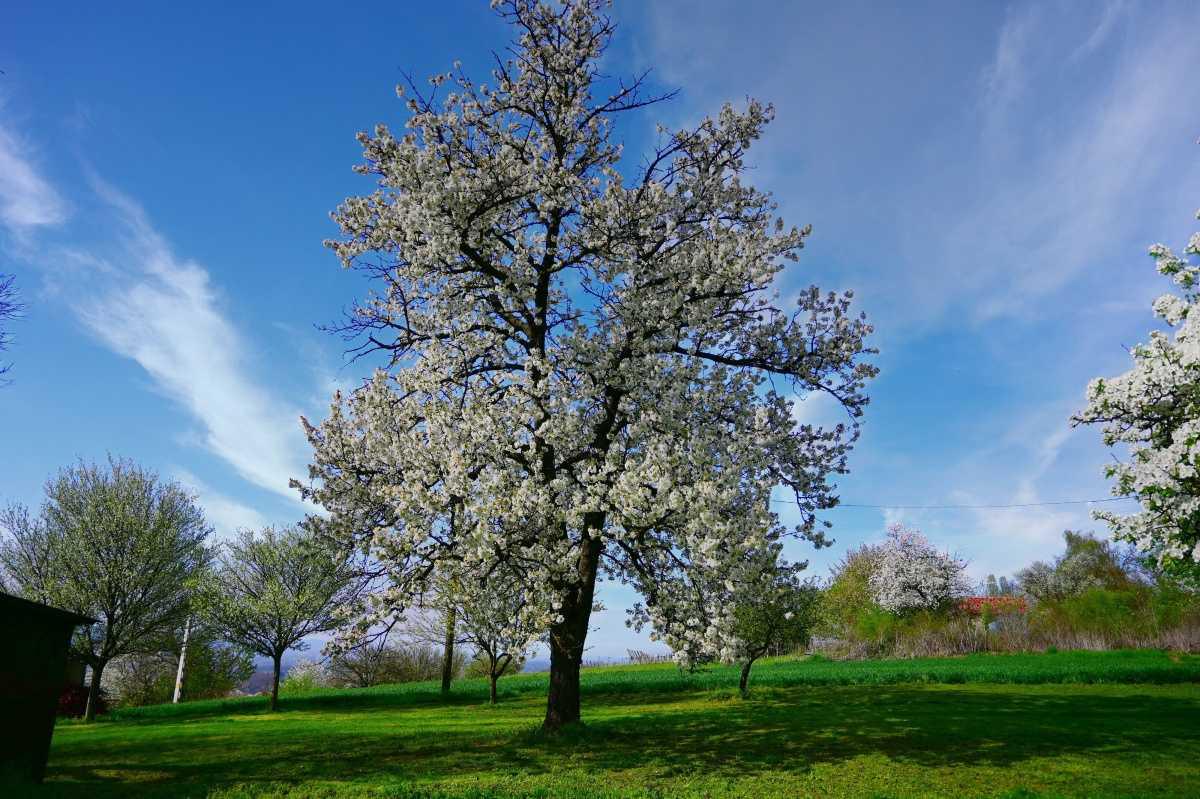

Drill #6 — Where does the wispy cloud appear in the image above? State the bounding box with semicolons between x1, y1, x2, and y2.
173;468;269;540
0;119;66;236
67;178;311;503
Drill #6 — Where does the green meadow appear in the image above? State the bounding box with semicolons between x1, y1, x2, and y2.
28;651;1200;798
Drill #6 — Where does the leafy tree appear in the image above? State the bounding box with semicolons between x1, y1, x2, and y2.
1017;530;1147;603
195;526;363;711
869;524;970;614
629;542;818;697
1073;203;1200;580
300;0;874;730
106;624;253;707
452;567;543;705
819;542;885;636
0;457;211;720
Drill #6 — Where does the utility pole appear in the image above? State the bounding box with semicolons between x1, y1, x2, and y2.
172;616;192;704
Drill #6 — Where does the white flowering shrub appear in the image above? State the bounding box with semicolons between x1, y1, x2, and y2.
868;524;970;613
1074;205;1200;579
297;0;875;729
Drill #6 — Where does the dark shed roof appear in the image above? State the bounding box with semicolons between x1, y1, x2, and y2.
0;592;96;626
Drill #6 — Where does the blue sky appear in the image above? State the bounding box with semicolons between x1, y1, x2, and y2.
1;1;1198;661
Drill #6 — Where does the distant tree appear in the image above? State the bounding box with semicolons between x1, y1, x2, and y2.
0;457;211;720
106;624;253;707
728;560;820;697
452;567;543;705
1073;203;1200;581
1017;530;1147;603
0;272;20;382
196;526;363;711
629;543;818;697
819;541;886;636
869;524;970;614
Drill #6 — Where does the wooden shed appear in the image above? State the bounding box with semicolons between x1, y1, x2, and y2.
0;592;95;784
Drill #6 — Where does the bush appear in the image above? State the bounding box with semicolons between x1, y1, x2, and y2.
329;642;461;688
279;660;331;694
57;684;106;718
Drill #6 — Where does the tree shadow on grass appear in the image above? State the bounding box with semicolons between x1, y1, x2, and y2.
36;685;1200;797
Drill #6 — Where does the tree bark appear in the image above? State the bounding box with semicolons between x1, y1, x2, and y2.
84;660;105;722
739;658;756;699
270;652;282;712
542;529;602;731
440;605;456;694
172;616;192;704
489;672;498;705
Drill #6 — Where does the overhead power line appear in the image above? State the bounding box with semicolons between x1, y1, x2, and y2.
772;496;1138;510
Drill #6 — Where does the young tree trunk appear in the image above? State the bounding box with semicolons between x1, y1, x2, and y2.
84;660;106;722
172;616;192;704
542;530;602;731
440;605;456;694
270;652;282;712
489;672;498;705
739;658;756;699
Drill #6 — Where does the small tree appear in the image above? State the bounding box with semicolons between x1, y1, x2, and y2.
729;561;820;697
1073;203;1200;581
0;457;211;720
629;543;817;697
452;568;544;705
869;524;970;614
196;526;362;711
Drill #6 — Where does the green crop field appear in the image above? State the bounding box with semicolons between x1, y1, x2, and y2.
30;651;1200;798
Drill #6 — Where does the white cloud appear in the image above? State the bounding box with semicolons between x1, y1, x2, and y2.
172;468;269;541
65;179;311;503
0;119;67;236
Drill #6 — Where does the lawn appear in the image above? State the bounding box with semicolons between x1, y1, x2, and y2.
33;651;1200;798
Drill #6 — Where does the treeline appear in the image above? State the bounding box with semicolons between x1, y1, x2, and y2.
812;525;1200;659
0;457;528;718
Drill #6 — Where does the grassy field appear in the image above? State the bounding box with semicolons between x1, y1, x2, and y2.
32;651;1200;798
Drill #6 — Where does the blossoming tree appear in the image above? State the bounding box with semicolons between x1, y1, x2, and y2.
868;524;970;613
629;542;818;697
1073;205;1200;580
299;0;875;730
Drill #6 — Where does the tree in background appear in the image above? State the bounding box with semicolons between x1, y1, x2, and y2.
1017;531;1148;603
106;623;253;707
298;0;874;731
629;543;818;697
869;524;970;614
196;526;363;711
819;541;885;637
0;272;20;382
0;457;211;720
1074;204;1200;582
453;567;544;705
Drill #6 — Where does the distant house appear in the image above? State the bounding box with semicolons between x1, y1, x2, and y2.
0;592;95;784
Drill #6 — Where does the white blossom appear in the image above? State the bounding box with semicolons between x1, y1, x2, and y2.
1074;205;1200;577
868;524;970;613
294;0;875;726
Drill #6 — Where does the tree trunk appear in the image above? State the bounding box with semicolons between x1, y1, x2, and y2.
440;605;456;694
489;672;498;705
84;660;105;722
270;652;282;712
739;658;756;699
172;616;192;704
542;530;602;731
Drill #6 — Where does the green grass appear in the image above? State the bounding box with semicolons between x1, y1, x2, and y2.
31;650;1200;798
